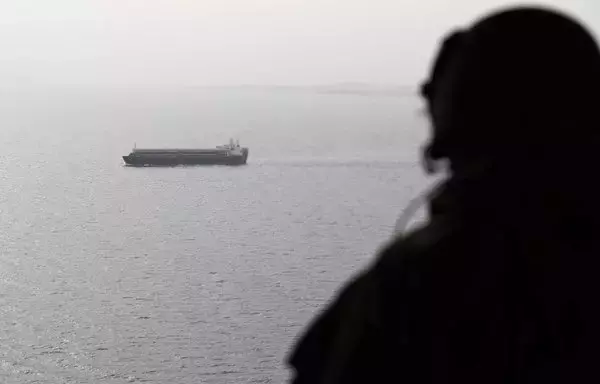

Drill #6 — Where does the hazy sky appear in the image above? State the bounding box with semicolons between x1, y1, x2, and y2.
0;0;597;87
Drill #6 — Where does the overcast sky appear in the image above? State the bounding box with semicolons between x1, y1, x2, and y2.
0;0;597;87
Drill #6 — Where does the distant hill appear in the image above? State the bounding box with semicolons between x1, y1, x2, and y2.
311;83;416;96
232;83;417;97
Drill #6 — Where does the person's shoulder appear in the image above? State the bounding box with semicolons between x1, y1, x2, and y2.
375;216;462;274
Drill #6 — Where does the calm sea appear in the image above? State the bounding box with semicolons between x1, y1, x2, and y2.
0;87;431;383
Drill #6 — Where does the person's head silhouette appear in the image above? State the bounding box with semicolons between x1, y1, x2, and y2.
421;7;600;180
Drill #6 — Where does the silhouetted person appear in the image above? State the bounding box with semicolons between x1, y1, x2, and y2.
288;6;600;384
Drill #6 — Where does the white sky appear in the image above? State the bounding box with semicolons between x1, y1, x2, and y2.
0;0;597;87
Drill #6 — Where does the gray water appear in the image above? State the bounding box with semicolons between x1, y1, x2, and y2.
0;87;430;383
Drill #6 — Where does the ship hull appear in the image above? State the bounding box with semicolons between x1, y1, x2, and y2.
123;149;248;167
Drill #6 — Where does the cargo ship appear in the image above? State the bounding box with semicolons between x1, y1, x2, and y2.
122;139;249;166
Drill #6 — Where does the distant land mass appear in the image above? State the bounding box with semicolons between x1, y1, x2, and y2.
230;83;418;97
0;83;420;97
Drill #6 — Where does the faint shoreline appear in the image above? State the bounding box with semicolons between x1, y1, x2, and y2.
0;83;419;98
229;83;418;97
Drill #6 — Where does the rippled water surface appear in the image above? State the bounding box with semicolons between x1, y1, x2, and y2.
0;88;429;383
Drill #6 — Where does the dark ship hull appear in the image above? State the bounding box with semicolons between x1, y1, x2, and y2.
123;141;249;166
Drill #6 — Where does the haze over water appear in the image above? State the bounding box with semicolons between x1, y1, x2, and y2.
0;87;430;383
